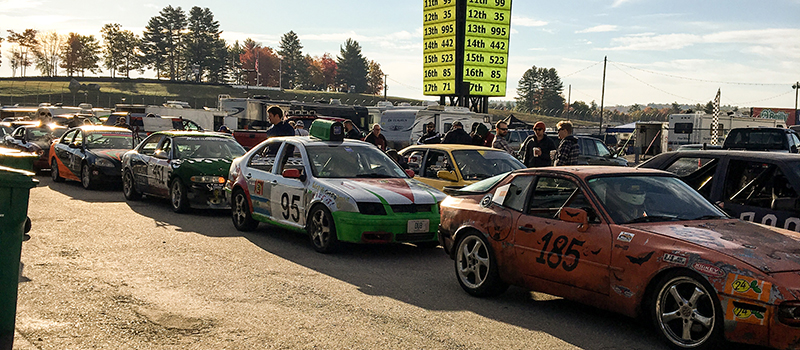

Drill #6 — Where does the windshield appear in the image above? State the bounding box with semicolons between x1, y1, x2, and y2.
457;172;510;194
85;132;134;149
588;175;728;224
451;149;525;181
173;136;246;159
307;145;408;178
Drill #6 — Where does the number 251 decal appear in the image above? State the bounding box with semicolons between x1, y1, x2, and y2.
536;232;585;271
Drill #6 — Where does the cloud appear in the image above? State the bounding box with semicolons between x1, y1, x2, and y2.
605;28;800;56
512;15;547;27
576;25;618;33
611;0;637;7
0;0;42;11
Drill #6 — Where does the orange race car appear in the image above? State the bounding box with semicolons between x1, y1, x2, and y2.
438;166;800;350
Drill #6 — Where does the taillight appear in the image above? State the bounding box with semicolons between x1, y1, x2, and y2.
778;300;800;327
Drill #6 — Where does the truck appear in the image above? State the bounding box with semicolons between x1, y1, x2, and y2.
667;113;781;151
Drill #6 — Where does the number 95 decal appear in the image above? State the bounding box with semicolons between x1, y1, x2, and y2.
281;192;301;222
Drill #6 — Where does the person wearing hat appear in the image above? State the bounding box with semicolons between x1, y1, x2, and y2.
294;120;309;136
442;121;472;144
520;121;556;167
417;121;441;144
218;125;233;134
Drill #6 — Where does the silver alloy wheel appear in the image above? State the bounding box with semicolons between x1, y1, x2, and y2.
171;180;183;210
123;171;140;200
51;158;61;181
233;192;247;226
81;163;92;189
655;275;716;348
310;208;332;248
456;235;490;290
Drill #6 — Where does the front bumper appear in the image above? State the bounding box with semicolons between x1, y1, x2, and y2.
188;183;229;209
332;211;440;244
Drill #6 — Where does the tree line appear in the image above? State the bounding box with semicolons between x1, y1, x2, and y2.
511;65;727;125
0;5;385;95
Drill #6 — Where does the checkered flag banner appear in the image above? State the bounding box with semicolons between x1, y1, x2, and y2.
711;89;720;145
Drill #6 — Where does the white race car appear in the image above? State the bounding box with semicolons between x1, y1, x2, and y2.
226;120;447;253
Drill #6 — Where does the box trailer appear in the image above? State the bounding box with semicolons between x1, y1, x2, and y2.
667;113;780;150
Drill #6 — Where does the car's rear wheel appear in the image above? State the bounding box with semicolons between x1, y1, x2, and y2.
231;189;258;231
307;205;338;253
170;178;189;213
122;170;141;200
455;232;507;297
81;163;94;190
51;158;64;182
650;271;722;350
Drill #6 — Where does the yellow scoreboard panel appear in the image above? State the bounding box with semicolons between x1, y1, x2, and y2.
423;0;457;96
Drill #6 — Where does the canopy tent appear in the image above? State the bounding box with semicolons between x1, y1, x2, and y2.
606;121;638;133
501;114;533;129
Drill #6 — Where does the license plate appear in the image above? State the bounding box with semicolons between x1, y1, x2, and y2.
407;219;429;233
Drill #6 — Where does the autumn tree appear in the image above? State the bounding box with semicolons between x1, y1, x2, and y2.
365;60;384;95
239;38;279;87
317;53;337;91
34;31;64;77
6;29;38;77
185;6;228;83
278;31;307;89
336;38;368;93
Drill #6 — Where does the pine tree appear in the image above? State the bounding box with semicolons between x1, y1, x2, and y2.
278;31;307;89
335;39;368;93
141;6;186;80
185;6;227;83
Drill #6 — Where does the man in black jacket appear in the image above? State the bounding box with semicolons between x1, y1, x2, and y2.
442;121;472;144
520;121;556;167
417;122;441;144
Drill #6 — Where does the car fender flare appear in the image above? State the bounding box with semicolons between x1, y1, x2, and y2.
450;224;491;259
231;182;254;216
639;266;713;318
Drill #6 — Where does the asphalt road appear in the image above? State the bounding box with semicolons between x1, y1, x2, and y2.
14;175;677;350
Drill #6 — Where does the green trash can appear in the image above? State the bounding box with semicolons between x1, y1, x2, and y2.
0;147;37;173
0;166;38;350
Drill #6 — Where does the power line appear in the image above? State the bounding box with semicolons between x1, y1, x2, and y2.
562;60;603;78
612;61;787;86
387;76;421;91
725;90;793;106
610;62;704;103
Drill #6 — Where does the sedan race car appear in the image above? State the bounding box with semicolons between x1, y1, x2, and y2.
3;122;66;172
399;144;525;191
121;131;246;213
227;120;447;253
50;125;134;189
439;166;800;350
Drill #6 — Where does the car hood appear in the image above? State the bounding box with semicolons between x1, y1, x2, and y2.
636;219;800;274
92;149;128;161
173;157;233;176
317;178;444;205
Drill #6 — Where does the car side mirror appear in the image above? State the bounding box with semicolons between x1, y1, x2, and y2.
405;169;415;178
153;150;169;159
559;207;589;232
437;170;458;182
282;168;302;179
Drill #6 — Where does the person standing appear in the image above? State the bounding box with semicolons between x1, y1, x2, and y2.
442;121;472;144
364;123;388;151
520;121;556;167
492;121;515;154
114;117;132;130
554;120;580;166
294;121;309;136
343;120;362;139
417;122;441;144
265;106;295;138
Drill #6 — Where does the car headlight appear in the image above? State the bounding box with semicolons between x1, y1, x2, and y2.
191;175;226;184
357;202;387;215
95;158;115;167
778;300;800;327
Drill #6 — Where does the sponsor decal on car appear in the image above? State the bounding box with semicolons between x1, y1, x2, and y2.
725;274;771;302
725;299;768;325
692;262;724;277
662;253;687;265
616;232;635;243
612;285;634;298
492;184;510;205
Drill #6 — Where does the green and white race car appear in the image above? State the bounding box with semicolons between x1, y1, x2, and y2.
226;120;446;253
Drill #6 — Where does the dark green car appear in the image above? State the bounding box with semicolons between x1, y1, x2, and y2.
121;131;246;212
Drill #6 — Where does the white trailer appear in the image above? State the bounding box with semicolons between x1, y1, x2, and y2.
145;104;217;132
667;113;780;150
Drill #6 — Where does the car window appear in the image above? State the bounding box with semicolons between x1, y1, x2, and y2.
85;131;133;149
451;149;524;181
275;143;304;175
664;157;716;177
159;138;171;156
248;140;279;173
173;136;245;159
61;129;79;144
423;150;451;179
72;130;83;146
582;138;598;156
405;150;426;176
503;175;533;212
595;140;611;157
307;144;406;178
528;176;578;218
139;135;163;156
726;160;798;211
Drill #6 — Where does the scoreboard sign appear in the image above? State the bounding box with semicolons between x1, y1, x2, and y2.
423;0;511;97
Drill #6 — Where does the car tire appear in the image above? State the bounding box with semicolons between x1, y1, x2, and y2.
81;163;94;190
650;270;722;350
170;178;190;213
231;189;258;231
122;170;141;201
454;232;508;297
51;158;64;182
307;205;338;254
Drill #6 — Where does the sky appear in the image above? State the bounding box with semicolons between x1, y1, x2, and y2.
1;0;799;109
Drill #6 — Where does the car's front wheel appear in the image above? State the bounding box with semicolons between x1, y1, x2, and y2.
81;163;94;189
455;232;508;297
51;158;64;182
650;271;722;350
170;178;189;213
122;170;141;200
231;189;258;231
307;205;338;253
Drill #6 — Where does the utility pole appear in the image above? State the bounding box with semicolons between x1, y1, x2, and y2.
384;74;388;100
793;82;799;125
600;56;607;135
566;84;571;120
